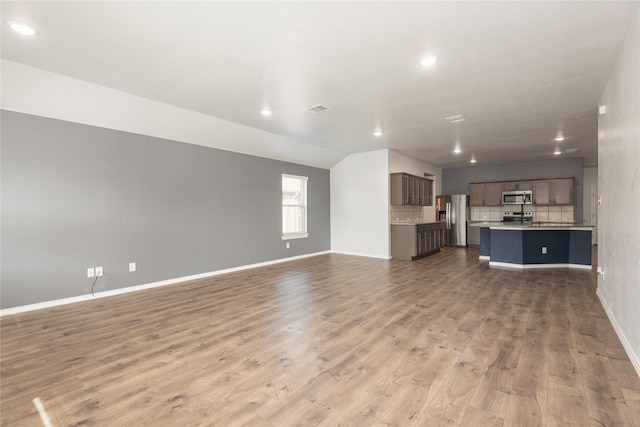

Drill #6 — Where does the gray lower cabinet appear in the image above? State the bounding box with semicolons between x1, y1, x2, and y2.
467;222;481;247
391;222;445;261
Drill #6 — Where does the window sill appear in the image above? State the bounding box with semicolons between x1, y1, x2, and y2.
282;233;309;241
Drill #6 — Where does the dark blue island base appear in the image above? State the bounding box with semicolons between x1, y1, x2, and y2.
479;225;592;269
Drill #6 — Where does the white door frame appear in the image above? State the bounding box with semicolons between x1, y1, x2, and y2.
590;185;598;245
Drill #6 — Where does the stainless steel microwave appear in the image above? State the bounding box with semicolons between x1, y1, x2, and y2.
502;190;533;205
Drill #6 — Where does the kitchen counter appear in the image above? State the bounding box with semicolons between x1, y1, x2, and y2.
470;221;593;230
478;223;592;269
391;221;445;226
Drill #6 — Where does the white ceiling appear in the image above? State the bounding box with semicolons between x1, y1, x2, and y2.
2;1;638;169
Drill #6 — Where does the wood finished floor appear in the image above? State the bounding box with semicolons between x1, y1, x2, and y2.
1;247;639;426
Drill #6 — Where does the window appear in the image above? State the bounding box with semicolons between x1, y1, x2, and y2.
282;174;308;239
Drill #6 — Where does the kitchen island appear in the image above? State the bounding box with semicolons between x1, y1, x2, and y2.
472;222;593;269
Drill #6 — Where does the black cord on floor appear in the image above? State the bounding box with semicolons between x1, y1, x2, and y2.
91;275;99;297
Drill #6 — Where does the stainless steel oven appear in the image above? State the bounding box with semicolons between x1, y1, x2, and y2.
503;212;533;224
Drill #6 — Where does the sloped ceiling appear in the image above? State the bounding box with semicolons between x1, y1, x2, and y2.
2;1;638;168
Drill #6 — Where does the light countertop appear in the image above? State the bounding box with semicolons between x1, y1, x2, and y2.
469;221;593;230
391;221;445;226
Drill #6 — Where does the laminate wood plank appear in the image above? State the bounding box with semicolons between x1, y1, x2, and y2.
2;247;639;426
372;381;433;426
458;405;505;427
547;379;589;426
504;390;544;427
578;352;635;426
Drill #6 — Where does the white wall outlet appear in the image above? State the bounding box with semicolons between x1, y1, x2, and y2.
286;242;290;249
541;246;547;254
597;266;605;280
129;262;136;272
95;266;103;277
87;267;95;278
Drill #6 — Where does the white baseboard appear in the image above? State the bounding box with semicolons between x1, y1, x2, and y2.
489;261;592;270
597;288;640;377
0;251;331;317
330;250;391;260
479;255;490;261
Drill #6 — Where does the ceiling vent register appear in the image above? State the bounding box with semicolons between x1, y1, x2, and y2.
445;114;465;123
304;104;330;113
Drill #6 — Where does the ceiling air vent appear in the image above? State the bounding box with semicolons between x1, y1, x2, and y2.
304;104;330;113
445;114;465;123
564;148;579;153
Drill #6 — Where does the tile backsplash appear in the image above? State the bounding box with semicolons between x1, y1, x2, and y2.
538;205;574;223
470;205;575;223
390;205;423;222
470;206;504;221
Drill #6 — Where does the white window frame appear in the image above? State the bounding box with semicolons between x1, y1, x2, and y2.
282;174;309;240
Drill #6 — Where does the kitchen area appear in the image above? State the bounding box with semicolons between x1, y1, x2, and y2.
389;172;446;261
391;171;593;269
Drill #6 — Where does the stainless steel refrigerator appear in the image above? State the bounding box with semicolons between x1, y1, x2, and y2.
436;194;469;246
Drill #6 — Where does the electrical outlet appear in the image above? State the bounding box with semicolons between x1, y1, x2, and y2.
129;262;136;272
87;268;95;278
95;267;103;277
286;242;290;249
542;246;547;254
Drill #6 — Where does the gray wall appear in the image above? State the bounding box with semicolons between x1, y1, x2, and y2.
1;110;330;309
442;158;585;222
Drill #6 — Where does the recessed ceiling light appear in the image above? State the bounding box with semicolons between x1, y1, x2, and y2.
420;55;438;67
8;21;37;36
261;109;272;117
454;147;461;154
554;149;562;155
555;136;565;142
470;157;477;164
374;130;383;137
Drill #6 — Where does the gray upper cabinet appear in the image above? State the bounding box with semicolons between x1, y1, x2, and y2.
469;182;502;206
533;178;574;205
486;183;503;206
502;180;532;191
553;178;573;205
471;178;574;207
390;173;433;206
533;180;551;204
469;183;485;206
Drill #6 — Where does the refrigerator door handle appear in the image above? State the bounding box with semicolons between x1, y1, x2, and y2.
446;202;451;229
